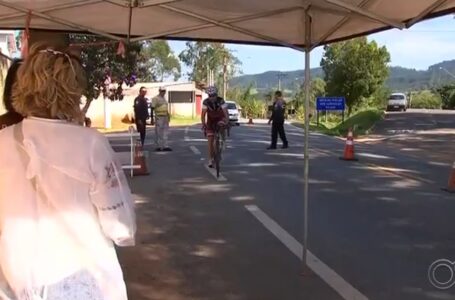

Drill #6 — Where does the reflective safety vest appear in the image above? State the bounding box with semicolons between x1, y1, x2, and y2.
152;96;169;116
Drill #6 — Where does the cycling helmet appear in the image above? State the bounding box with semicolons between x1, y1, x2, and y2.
206;86;218;97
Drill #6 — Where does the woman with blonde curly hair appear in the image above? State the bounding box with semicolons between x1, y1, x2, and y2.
0;44;136;300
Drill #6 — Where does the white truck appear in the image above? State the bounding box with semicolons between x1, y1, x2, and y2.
386;93;408;112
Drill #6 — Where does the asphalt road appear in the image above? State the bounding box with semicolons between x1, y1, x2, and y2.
375;109;455;135
107;121;455;300
369;109;455;163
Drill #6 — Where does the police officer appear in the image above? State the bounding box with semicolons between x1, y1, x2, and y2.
267;90;289;149
133;86;149;146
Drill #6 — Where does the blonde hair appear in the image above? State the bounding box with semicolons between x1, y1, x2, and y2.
12;43;87;122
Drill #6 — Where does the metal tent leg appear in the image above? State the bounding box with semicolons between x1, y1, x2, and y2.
302;9;312;272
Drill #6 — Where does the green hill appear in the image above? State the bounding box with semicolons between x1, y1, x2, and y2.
230;60;455;93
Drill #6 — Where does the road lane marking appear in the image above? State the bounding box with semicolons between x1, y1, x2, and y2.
363;163;433;184
184;127;189;141
190;145;201;155
109;142;153;147
185;128;227;181
204;164;227;182
244;204;369;300
310;145;434;185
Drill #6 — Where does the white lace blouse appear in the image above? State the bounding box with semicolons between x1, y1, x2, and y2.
0;117;136;300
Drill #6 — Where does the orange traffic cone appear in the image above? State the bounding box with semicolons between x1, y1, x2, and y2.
133;141;150;176
442;162;455;193
339;128;358;161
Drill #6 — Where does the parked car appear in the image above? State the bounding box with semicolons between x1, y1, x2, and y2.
386;93;408;112
226;100;240;126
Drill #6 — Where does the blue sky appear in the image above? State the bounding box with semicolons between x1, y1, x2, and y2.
169;15;454;76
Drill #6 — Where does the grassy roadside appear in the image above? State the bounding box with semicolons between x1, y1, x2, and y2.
169;115;200;126
292;109;384;137
96;115;200;134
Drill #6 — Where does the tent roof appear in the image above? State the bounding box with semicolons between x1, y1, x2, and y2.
0;0;453;49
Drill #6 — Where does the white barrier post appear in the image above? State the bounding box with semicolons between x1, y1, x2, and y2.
129;125;134;178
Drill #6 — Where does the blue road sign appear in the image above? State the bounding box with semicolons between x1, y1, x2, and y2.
316;97;345;111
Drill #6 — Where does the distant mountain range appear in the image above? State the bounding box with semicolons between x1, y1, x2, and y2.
230;60;455;93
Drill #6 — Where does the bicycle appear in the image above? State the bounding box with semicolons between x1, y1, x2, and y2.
226;122;231;138
213;123;227;178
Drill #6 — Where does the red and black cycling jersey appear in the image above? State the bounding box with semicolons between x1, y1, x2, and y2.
203;96;226;111
203;97;227;129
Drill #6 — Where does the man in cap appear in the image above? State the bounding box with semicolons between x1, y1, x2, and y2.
151;87;172;152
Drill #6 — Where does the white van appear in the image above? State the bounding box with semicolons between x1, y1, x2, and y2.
225;101;240;126
386;93;408;112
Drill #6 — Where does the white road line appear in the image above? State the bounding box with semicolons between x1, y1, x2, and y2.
190;145;201;155
110;142;153;147
204;164;227;182
244;205;369;300
184;127;189;141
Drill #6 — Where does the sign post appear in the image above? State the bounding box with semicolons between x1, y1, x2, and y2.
316;97;346;126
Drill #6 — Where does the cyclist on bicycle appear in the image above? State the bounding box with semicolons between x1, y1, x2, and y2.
201;86;229;168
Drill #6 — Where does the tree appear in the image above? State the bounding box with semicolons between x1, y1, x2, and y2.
233;84;265;119
179;42;241;85
364;85;390;109
69;34;147;113
292;78;326;109
321;37;390;115
140;40;181;82
311;77;326;100
411;90;442;109
434;84;455;109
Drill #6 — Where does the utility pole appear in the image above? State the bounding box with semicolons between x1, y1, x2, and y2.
206;67;215;86
223;55;227;100
277;72;287;91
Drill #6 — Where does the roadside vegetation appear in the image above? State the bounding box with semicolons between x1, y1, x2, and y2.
410;90;442;109
169;115;200;126
228;37;455;137
293;109;384;137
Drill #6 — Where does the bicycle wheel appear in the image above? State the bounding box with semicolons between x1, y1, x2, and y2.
214;133;221;178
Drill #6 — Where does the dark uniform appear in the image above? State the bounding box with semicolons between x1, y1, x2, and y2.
269;99;288;149
133;95;149;146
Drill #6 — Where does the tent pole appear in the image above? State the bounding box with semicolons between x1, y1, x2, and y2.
302;9;312;272
406;0;448;27
0;0;103;22
324;0;404;28
127;0;134;43
0;0;122;41
160;4;305;52
130;7;301;43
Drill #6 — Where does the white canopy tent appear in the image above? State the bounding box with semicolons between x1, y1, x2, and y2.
0;0;453;48
0;0;453;270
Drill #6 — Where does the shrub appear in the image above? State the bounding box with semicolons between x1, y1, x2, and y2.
239;97;265;119
434;84;455;109
411;91;441;109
